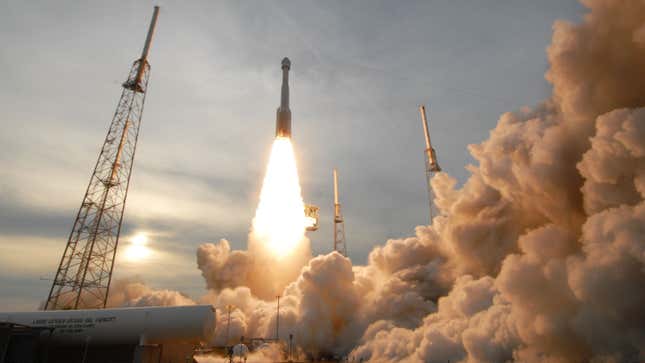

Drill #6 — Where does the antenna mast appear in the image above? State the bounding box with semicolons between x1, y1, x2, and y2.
419;105;441;224
45;7;160;310
333;169;348;257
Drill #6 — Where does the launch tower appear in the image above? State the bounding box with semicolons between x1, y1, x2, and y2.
333;169;348;257
419;105;441;223
44;7;160;310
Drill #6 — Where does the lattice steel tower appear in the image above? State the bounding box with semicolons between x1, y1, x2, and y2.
333;169;348;257
44;7;160;310
419;105;441;224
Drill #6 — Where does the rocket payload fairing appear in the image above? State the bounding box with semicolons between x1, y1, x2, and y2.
276;57;292;138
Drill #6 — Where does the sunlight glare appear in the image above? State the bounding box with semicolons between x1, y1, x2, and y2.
124;233;151;261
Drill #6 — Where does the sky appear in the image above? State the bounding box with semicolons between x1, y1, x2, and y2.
0;0;584;310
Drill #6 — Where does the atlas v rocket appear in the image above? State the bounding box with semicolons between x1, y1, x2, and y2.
276;57;292;138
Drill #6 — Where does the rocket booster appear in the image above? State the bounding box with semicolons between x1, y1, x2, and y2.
276;57;292;138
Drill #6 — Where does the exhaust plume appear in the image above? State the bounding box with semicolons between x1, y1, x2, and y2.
197;137;311;301
251;137;307;257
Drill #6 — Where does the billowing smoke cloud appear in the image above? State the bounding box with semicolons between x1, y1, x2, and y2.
49;277;195;310
197;236;311;301
106;278;196;307
349;0;645;361
197;240;253;292
114;1;645;361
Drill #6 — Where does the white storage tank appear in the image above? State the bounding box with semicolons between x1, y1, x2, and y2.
0;305;215;346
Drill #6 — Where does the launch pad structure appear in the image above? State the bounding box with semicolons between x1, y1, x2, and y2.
333;169;348;257
44;7;160;311
0;7;221;363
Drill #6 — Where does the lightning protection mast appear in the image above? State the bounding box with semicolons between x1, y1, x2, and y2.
45;7;160;310
333;169;348;257
419;105;441;224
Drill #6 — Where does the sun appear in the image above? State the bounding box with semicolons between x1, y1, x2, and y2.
124;232;151;261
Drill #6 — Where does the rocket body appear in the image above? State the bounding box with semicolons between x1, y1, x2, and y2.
276;57;292;138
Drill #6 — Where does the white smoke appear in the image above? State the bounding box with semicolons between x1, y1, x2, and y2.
349;0;645;361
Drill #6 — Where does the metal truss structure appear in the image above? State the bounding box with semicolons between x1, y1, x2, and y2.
44;7;159;310
333;169;348;257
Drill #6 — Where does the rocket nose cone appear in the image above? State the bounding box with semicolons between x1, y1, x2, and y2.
281;57;291;70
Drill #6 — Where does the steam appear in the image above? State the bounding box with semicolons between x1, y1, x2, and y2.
112;1;645;361
105;278;196;307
